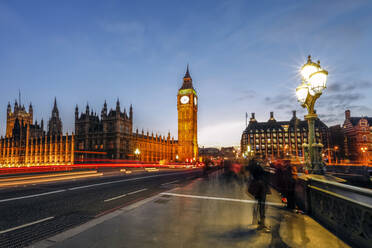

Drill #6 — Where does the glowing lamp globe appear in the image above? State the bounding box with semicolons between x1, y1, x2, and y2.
296;83;308;104
309;69;328;94
301;56;320;81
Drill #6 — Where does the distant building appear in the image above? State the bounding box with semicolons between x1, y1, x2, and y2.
6;100;33;138
241;111;329;160
342;110;372;162
0;99;74;166
1;66;199;166
199;147;221;160
328;125;345;163
221;147;238;159
48;98;63;136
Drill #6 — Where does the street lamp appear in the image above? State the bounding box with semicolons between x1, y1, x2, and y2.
296;55;328;174
360;146;368;163
134;148;140;160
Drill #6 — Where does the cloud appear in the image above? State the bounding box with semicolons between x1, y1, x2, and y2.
234;89;256;102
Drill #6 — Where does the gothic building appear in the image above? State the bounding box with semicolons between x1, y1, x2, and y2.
1;66;199;166
74;99;133;161
0;99;74;166
177;65;198;161
75;66;198;163
6;100;33;138
48;98;63;136
241;111;329;160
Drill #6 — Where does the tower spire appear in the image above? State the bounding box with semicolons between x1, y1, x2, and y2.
184;64;191;79
19;89;21;107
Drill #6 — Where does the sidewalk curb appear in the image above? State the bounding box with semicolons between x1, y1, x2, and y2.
28;194;161;248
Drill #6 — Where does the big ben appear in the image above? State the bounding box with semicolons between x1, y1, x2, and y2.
177;65;198;162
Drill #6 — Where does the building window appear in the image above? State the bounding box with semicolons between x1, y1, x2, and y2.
363;135;367;142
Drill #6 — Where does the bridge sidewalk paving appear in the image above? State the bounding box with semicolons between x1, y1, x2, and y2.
32;171;349;248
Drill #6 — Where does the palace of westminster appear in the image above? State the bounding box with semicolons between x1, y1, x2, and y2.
0;67;198;166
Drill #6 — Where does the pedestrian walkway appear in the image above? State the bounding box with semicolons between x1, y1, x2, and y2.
33;171;349;248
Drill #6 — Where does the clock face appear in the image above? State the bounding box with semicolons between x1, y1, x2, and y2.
180;95;190;104
194;96;197;105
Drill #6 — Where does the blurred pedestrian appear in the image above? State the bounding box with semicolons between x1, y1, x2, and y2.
280;159;297;210
246;157;271;232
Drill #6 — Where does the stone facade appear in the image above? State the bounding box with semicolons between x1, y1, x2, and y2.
177;66;198;162
342;110;372;162
241;111;329;160
48;98;63;136
0;101;74;166
1;66;198;165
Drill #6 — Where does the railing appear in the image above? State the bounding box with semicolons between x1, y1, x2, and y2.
300;176;372;248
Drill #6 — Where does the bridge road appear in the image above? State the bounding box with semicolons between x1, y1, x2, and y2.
0;168;201;248
34;171;349;248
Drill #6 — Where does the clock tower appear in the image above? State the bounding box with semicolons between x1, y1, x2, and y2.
177;65;198;162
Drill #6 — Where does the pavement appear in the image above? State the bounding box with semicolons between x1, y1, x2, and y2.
33;171;350;248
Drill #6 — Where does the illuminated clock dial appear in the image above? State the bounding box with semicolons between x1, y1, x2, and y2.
180;95;190;104
194;96;197;105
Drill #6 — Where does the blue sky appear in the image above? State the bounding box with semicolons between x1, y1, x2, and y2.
1;0;372;147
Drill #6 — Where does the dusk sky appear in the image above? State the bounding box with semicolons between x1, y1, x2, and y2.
1;0;372;147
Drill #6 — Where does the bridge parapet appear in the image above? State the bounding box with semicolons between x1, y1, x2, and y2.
297;176;372;248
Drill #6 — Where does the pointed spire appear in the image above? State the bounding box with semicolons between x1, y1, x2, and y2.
86;102;89;114
184;64;191;79
180;64;194;90
53;97;57;108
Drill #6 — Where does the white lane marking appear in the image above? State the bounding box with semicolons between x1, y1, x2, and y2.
104;188;147;202
127;188;147;195
0;171;195;204
161;180;179;186
104;193;127;202
0;190;66;203
0;216;54;234
160;193;284;207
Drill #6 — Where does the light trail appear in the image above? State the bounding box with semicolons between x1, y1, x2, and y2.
0;173;103;187
0;171;97;183
0;216;54;234
0;170;198;203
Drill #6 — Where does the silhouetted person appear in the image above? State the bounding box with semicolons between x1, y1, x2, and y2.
247;157;270;232
280;160;297;209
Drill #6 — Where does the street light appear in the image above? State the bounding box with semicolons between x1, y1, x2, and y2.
296;55;328;174
361;147;368;164
134;148;140;160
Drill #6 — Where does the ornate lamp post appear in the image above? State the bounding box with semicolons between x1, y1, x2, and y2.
296;55;328;174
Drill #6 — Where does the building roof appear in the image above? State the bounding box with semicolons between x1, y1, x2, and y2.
243;115;328;134
349;117;372;126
